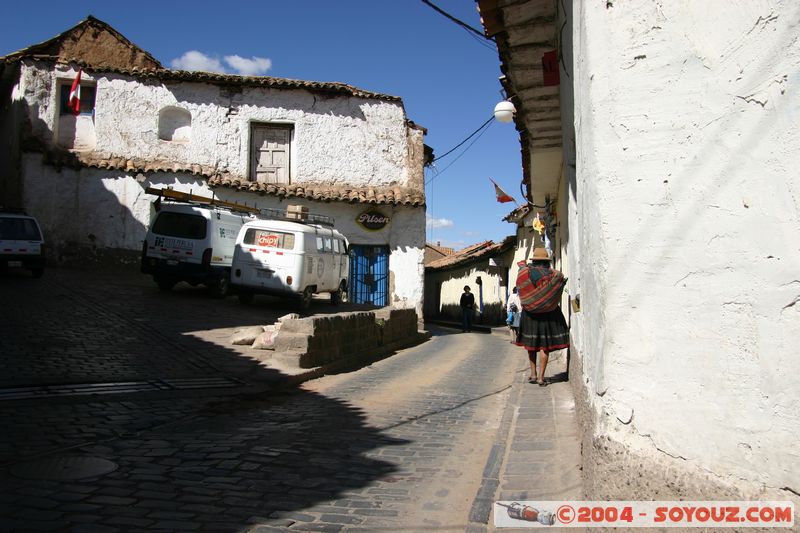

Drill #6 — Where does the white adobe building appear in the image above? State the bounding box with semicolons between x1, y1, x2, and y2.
480;0;800;504
0;16;427;312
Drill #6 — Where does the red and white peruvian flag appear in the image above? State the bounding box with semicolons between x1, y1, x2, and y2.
68;69;82;115
490;178;515;203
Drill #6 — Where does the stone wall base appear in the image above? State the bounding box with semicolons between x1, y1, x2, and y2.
275;308;427;369
568;343;799;518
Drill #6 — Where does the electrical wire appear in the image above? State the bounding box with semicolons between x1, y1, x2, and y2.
430;115;494;164
464;27;498;52
420;0;495;42
425;119;494;186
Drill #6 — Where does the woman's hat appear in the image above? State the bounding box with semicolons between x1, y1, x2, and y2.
530;247;550;261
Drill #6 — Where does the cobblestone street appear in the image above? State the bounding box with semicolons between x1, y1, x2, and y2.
0;266;580;531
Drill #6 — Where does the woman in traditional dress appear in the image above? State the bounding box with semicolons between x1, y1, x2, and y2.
516;247;570;386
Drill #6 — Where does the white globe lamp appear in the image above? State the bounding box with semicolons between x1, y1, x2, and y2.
493;100;516;123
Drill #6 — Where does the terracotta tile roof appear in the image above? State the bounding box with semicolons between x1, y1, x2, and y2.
426;243;455;256
207;176;424;206
426;236;516;271
35;149;424;207
40;149;215;177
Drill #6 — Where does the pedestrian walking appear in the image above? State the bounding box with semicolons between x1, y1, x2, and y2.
515;247;569;386
460;285;475;332
506;286;521;342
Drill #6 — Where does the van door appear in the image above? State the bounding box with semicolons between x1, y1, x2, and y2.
149;210;208;265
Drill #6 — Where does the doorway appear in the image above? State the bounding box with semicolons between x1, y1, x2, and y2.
348;245;389;306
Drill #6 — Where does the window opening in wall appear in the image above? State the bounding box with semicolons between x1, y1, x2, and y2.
59;84;95;115
249;123;292;184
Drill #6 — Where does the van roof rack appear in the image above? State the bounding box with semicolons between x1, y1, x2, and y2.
256;207;335;227
146;187;259;214
146;187;335;227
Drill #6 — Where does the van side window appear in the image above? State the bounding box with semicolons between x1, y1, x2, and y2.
316;236;324;251
333;239;340;254
323;237;333;252
152;212;207;239
243;229;296;250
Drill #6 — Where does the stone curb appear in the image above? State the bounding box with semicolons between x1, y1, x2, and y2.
466;368;526;530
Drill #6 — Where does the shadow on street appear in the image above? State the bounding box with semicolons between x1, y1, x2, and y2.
0;266;410;531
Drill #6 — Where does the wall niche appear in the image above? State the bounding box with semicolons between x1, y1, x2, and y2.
158;106;192;143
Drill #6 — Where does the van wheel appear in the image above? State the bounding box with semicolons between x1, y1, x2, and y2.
298;287;313;311
209;275;230;299
238;291;254;305
331;281;346;305
156;276;176;292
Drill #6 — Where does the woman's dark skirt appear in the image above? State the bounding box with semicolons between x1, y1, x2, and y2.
515;307;570;352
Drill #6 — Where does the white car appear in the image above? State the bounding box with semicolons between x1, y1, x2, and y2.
0;209;45;278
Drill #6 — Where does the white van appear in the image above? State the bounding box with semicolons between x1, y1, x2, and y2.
0;209;45;278
141;201;254;297
231;213;349;309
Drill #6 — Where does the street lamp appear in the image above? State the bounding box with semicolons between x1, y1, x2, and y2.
493;100;516;123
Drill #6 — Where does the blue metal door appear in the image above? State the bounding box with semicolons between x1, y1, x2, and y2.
348;245;389;306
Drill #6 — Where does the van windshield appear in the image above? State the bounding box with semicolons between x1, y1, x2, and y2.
152;212;207;239
243;229;295;250
0;217;41;240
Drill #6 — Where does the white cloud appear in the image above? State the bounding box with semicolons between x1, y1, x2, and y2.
224;55;272;76
170;51;272;76
426;214;454;229
170;51;225;73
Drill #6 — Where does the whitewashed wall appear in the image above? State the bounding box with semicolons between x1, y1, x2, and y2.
573;0;800;491
18;62;416;188
427;265;505;324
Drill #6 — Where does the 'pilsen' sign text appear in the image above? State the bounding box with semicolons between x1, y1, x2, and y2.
356;210;390;230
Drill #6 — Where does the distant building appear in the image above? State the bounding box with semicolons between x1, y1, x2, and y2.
423;242;455;265
0;16;428;311
424;236;516;326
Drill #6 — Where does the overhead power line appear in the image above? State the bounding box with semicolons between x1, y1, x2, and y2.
420;0;495;42
431;115;494;164
425;118;495;186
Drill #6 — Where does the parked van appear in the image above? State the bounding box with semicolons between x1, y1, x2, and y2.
141;200;254;297
0;209;45;278
231;210;349;309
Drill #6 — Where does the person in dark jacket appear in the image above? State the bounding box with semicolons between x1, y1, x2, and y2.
516;247;569;386
460;285;475;332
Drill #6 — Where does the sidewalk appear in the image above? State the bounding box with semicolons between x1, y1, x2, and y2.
468;327;583;531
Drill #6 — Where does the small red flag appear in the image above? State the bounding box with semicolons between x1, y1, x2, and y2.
490;179;514;203
68;69;82;115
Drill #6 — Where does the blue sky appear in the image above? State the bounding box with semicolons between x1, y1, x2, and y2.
1;1;524;250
